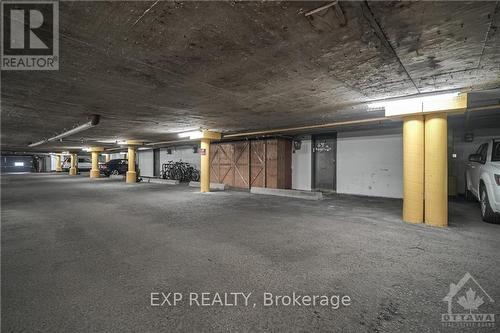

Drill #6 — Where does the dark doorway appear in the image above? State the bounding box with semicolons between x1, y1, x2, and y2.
153;149;160;177
313;134;337;192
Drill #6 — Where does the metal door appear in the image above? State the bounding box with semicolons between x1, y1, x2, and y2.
313;134;337;192
153;149;160;177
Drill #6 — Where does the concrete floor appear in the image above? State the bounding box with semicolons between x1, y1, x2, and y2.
2;173;499;332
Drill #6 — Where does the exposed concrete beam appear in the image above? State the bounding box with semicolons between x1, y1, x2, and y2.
361;1;420;94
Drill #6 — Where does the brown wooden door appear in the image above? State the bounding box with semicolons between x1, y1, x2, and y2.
233;141;250;188
210;144;220;183
210;138;291;189
266;139;278;188
218;143;235;186
250;140;266;187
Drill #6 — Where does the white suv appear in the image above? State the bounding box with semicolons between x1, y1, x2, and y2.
465;139;500;223
61;156;92;172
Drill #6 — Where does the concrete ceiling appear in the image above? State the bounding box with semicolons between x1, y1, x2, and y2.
2;1;500;152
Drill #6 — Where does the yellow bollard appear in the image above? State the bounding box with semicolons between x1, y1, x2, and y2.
403;115;424;224
424;113;448;227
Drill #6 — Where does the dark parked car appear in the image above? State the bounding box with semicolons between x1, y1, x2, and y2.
100;159;129;176
100;159;141;181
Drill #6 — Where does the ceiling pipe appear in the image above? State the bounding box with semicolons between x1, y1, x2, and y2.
222;117;389;138
28;115;100;147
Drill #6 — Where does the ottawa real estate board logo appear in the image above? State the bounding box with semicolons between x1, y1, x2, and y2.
1;1;59;70
442;272;495;328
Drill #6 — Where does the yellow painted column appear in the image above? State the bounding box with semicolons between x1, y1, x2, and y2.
89;147;104;178
200;139;211;192
55;154;62;172
69;153;77;176
126;147;137;183
403;115;424;224
90;152;100;178
424;113;448;227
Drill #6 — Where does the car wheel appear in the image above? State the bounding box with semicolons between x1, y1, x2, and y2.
480;185;499;223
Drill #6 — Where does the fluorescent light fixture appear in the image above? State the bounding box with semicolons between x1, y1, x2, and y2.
14;162;24;167
120;152;127;155
81;147;91;152
178;130;203;139
367;92;463;117
28;115;100;147
137;147;149;151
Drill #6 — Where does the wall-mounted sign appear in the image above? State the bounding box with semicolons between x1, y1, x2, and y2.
314;142;331;153
199;148;206;155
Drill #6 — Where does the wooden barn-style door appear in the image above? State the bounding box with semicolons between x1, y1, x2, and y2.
211;138;291;189
210;142;250;188
250;140;266;187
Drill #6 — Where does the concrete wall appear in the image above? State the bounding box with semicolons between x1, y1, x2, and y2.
292;139;312;191
337;128;403;199
138;150;154;177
